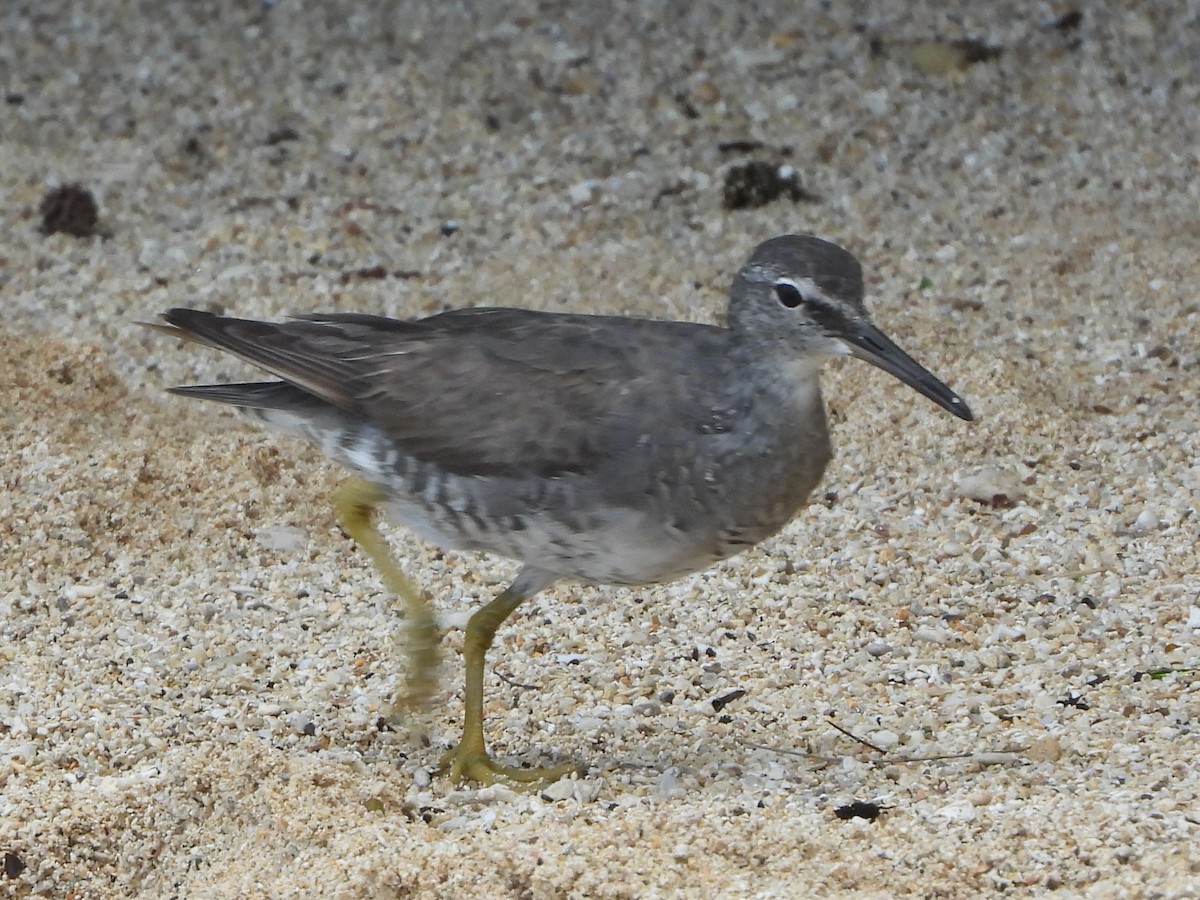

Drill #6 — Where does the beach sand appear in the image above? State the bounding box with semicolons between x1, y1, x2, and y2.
2;2;1198;896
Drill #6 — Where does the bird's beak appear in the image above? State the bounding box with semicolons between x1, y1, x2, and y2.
843;321;974;421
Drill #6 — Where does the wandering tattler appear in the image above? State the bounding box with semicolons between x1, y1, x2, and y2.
152;234;973;787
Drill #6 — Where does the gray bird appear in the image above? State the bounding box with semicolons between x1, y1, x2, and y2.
152;234;973;786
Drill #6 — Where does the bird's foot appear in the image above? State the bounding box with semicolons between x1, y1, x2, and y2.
385;612;443;717
333;479;444;717
437;745;582;790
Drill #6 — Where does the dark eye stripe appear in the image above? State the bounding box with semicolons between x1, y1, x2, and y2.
806;297;848;333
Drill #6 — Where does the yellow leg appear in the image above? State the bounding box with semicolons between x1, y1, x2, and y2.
439;586;580;788
334;479;441;712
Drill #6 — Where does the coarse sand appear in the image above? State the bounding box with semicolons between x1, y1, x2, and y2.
2;2;1198;897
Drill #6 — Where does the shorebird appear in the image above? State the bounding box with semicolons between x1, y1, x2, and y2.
151;234;973;786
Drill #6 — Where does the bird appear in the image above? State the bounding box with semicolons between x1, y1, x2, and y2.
149;234;973;787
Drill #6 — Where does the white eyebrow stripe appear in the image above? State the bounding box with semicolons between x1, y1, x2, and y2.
774;276;826;303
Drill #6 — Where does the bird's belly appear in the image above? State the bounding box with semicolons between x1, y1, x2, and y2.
355;403;830;586
382;491;719;585
378;461;823;586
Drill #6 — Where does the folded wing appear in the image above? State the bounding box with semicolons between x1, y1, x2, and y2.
157;307;729;478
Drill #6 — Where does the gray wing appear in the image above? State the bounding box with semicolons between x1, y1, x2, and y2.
156;307;731;478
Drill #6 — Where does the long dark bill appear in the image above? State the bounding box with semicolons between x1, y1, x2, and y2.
844;321;974;421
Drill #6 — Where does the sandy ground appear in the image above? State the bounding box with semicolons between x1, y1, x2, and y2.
2;1;1199;897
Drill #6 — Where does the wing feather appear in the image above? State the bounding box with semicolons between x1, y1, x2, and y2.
158;307;731;477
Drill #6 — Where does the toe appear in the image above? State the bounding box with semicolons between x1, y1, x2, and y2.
439;747;581;790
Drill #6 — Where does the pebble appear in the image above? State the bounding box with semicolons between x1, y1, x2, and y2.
1026;735;1064;763
957;467;1026;504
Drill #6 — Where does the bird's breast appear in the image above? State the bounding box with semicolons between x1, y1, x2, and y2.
697;366;832;548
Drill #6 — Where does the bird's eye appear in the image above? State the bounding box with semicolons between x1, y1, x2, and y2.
774;281;805;308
